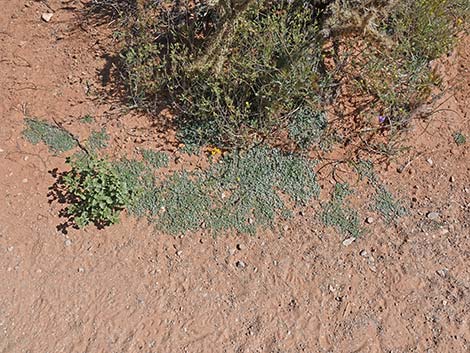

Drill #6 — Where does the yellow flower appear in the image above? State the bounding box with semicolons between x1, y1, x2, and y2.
208;146;222;156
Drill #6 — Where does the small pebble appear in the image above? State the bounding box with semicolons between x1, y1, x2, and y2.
22;178;28;183
236;243;245;251
359;250;369;258
176;250;183;256
7;246;13;252
366;217;374;224
342;237;355;246
449;176;455;183
64;239;72;246
78;267;85;273
436;269;448;278
426;158;433;166
235;260;246;269
427;211;439;220
41;13;53;22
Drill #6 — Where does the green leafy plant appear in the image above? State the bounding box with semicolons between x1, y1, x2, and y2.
61;153;131;228
453;131;466;145
80;115;94;124
23;118;77;153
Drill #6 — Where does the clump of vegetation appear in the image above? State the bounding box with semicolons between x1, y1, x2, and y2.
320;183;364;238
453;131;466;145
80;114;94;124
372;185;407;224
288;108;328;149
325;0;469;128
51;143;320;233
121;0;328;147
203;147;320;234
139;147;320;235
141;149;169;168
87;128;110;150
23;118;77;153
61;153;132;228
98;0;468;151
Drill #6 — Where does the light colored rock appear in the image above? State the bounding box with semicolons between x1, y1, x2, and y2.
427;211;439;220
342;237;356;246
41;13;53;22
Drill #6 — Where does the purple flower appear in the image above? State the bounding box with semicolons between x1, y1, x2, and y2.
378;115;386;124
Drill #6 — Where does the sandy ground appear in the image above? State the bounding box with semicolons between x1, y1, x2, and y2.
0;1;469;352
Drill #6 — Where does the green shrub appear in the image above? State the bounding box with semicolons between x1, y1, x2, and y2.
122;0;327;147
62;153;131;228
325;0;469;125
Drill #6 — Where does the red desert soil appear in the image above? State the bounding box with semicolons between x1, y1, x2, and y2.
0;1;469;352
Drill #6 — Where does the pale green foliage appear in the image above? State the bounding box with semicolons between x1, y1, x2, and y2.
23;118;77;153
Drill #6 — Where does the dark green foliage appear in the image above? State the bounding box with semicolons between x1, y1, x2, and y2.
122;0;327;147
23;118;77;153
80;115;94;124
320;183;364;238
453;131;466;145
141;149;170;168
94;0;468;149
87;128;110;150
62;154;131;228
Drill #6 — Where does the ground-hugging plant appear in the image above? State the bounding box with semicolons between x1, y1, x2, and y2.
61;153;132;228
22;118;77;153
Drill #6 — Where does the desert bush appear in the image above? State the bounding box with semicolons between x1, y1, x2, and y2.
325;0;469;126
121;0;328;146
93;0;468;149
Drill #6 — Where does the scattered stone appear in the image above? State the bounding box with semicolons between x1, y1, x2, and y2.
176;250;183;256
440;228;449;235
426;158;433;166
366;217;374;224
64;239;72;246
436;269;448;278
342;237;356;246
427;211;439;220
78;267;85;273
41;13;53;22
0;148;4;153
359;250;368;258
236;243;245;251
368;263;377;272
22;178;28;183
235;260;246;269
449;176;455;183
7;246;13;252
